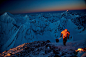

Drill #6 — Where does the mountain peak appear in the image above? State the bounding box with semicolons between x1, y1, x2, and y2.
4;12;10;15
63;11;70;14
61;11;71;17
25;15;28;18
2;12;13;17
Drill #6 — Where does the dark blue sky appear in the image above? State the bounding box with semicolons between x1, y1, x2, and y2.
0;0;86;14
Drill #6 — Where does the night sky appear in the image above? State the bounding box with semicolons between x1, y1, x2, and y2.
0;0;86;14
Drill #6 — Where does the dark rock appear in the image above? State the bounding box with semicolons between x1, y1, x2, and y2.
46;40;51;43
45;49;51;54
61;52;66;56
24;47;29;50
54;54;60;57
45;44;52;49
53;50;59;54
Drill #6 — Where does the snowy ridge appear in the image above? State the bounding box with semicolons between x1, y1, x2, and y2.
0;40;86;57
1;25;22;52
0;12;15;23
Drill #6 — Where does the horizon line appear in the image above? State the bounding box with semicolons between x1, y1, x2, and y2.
0;9;86;15
15;9;86;14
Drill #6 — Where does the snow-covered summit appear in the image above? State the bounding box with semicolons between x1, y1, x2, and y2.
61;11;72;19
0;12;15;23
2;12;14;17
24;15;29;18
61;11;70;15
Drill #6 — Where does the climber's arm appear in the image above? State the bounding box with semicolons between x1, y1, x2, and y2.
67;31;70;39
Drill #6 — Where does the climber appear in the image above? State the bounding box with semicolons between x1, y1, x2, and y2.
60;29;70;46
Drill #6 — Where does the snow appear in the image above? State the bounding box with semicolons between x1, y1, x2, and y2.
0;40;86;57
1;25;22;52
0;11;86;53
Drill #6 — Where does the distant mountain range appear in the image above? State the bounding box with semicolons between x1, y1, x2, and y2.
0;11;86;53
0;9;86;15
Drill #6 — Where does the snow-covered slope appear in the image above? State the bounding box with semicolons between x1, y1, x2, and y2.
0;11;86;52
0;40;86;57
0;12;18;52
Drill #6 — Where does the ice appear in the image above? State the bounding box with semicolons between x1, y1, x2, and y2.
1;25;22;52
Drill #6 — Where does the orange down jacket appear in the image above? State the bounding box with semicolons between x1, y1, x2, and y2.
61;29;70;39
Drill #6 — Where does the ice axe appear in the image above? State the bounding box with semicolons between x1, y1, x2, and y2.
59;37;62;39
